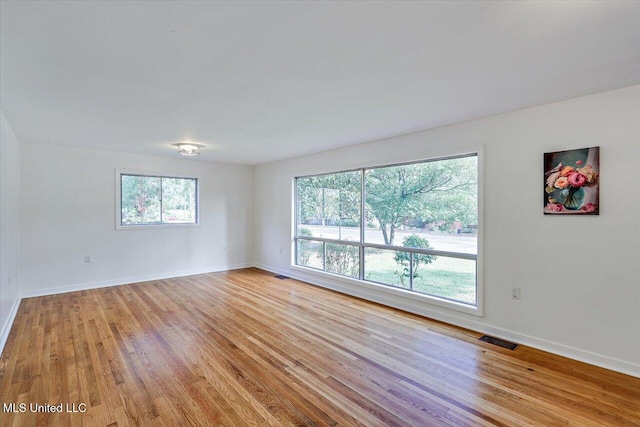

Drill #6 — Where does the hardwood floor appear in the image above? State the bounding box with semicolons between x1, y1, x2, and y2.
1;268;638;426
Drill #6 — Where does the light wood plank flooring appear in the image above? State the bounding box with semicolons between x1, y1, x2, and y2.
1;268;638;426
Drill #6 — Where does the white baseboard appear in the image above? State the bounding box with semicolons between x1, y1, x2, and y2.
471;323;640;379
254;263;640;378
0;296;22;358
20;262;254;299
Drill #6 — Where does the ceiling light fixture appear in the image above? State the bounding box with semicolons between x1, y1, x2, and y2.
174;143;203;156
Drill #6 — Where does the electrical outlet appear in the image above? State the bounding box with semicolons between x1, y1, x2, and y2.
279;247;283;254
511;287;521;299
84;256;91;263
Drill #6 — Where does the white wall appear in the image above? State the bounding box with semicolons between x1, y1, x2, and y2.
253;85;640;376
0;112;21;351
19;143;254;296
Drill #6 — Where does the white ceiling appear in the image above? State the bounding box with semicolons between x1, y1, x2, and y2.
1;1;639;165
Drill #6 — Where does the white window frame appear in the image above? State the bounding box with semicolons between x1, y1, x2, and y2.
292;151;483;316
115;169;200;230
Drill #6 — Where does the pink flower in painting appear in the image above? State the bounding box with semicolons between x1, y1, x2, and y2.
567;171;588;188
581;203;596;213
576;164;599;186
575;160;583;165
546;203;565;212
553;177;570;189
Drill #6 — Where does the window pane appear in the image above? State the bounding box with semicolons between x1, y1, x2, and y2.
121;175;161;225
296;239;323;270
364;156;477;255
325;243;359;278
293;154;479;308
297;171;361;241
412;257;476;304
364;248;409;289
162;178;197;223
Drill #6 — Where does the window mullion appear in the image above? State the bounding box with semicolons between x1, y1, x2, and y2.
359;169;366;280
159;177;164;224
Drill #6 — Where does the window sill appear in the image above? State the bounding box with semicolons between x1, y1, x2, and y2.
115;223;200;231
290;264;482;317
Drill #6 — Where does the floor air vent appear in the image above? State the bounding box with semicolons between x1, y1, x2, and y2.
479;335;518;350
274;275;290;280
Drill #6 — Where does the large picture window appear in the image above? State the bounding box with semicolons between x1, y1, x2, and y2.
117;172;198;227
295;154;479;308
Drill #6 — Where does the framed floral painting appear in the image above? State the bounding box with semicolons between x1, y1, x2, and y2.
544;146;599;215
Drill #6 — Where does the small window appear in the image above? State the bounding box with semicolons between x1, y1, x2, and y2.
117;172;198;228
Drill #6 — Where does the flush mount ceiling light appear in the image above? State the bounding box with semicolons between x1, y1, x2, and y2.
173;142;204;156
